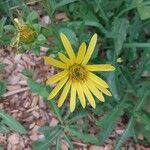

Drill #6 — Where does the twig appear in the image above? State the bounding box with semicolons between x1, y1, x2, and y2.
18;80;27;85
26;106;39;112
72;141;87;147
3;87;29;97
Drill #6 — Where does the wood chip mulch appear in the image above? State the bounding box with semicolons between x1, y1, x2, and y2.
0;46;57;150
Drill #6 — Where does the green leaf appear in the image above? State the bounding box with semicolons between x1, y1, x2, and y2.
112;18;129;56
47;101;64;124
84;21;108;35
0;145;4;150
96;100;126;144
135;91;150;111
31;45;40;56
55;0;78;9
26;11;38;23
131;0;143;5
119;66;136;94
36;34;46;44
0;124;10;132
32;24;41;33
0;17;6;37
134;111;150;130
43;0;56;17
4;25;15;32
38;126;60;140
69;128;99;144
137;5;150;20
22;68;33;78
115;91;149;149
27;79;50;98
138;125;150;142
117;0;143;17
0;111;27;134
63;133;74;150
124;43;150;48
32;127;62;150
55;137;60;150
0;80;6;97
62;21;108;35
107;71;121;101
115;117;134;150
67;111;87;124
94;0;108;23
134;50;149;82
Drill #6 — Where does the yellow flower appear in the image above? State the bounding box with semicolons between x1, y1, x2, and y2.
12;18;37;47
44;33;115;112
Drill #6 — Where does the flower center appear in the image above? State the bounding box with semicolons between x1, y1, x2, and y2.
19;25;37;44
69;64;87;81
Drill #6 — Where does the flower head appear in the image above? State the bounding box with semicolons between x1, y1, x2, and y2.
44;33;115;112
19;25;37;44
12;18;37;47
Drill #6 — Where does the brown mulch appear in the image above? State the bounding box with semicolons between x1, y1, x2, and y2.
0;46;56;150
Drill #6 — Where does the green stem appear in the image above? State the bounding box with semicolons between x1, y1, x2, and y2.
117;1;150;17
135;91;150;111
124;43;150;48
95;0;109;24
48;101;64;124
63;132;74;150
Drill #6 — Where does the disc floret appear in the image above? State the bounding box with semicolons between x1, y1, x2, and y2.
69;64;87;82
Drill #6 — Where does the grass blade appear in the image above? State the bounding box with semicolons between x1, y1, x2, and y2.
124;43;150;48
0;17;6;37
0;111;27;134
69;128;99;144
115;117;134;150
97;99;127;144
32;128;62;150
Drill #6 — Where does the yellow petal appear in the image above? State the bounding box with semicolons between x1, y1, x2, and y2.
92;81;112;96
60;33;76;59
85;80;105;102
58;52;70;63
46;70;68;85
58;80;71;107
88;72;109;88
76;42;86;64
82;83;96;108
11;33;20;48
82;33;97;65
70;82;77;112
44;56;67;69
48;76;68;100
76;82;86;108
14;18;22;28
86;64;115;72
58;52;73;66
